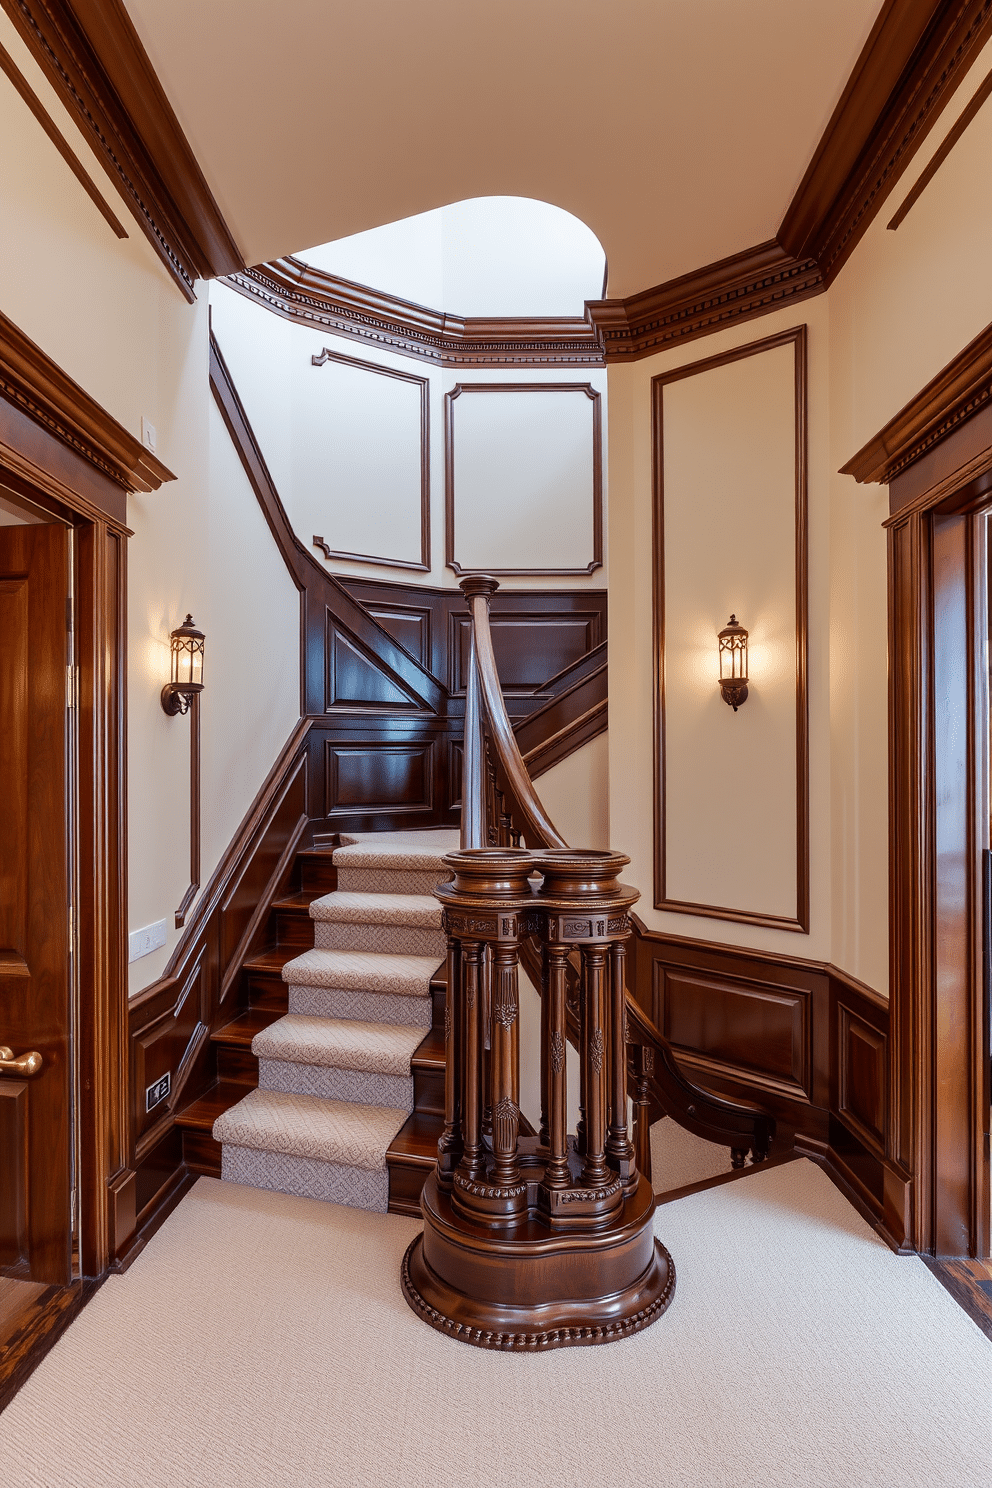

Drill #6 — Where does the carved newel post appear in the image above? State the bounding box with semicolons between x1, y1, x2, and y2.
401;848;675;1351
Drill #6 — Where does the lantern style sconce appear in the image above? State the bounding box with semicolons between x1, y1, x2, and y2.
718;614;749;711
161;614;205;715
160;613;205;927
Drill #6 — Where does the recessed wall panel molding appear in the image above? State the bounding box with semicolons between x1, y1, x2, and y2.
653;326;809;931
305;347;429;572
445;382;603;576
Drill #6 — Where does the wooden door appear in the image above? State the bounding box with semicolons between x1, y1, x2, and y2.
0;523;72;1289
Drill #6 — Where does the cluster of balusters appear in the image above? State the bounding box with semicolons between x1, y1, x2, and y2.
434;847;642;1229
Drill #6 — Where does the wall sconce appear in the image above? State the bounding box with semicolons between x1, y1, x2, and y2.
718;615;749;711
161;614;205;715
160;614;204;928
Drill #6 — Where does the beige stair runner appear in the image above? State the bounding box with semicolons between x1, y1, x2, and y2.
213;829;457;1212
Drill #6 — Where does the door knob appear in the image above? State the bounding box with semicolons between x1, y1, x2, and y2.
0;1045;43;1077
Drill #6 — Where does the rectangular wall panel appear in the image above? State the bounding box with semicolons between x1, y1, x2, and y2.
653;327;808;930
325;742;434;815
837;1002;887;1153
656;966;811;1099
445;383;602;575
449;612;600;694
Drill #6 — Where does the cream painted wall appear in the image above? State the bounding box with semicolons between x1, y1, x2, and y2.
533;732;610;851
0;14;305;996
210;280;609;590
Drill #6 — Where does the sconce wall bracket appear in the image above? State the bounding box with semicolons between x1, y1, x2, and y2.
720;680;749;712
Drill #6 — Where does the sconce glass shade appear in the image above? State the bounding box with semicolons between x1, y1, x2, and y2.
718;614;748;711
162;614;205;716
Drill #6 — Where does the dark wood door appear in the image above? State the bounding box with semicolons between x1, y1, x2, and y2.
0;523;72;1288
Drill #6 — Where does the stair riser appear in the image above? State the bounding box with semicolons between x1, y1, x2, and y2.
386;1157;432;1215
299;860;338;894
313;922;446;958
216;1046;259;1083
184;1129;222;1178
413;1067;444;1113
221;1146;388;1213
249;979;291;1012
287;984;432;1028
275;910;314;948
336;867;449;897
258;1059;414;1110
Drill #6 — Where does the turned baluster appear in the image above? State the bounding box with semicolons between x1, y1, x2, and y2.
481;946;493;1141
580;943;611;1188
437;933;463;1184
490;940;522;1187
457;939;486;1182
539;946;551;1149
606;939;637;1186
541;943;571;1191
632;1043;655;1186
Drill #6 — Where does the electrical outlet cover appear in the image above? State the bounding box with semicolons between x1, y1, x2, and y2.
128;918;167;963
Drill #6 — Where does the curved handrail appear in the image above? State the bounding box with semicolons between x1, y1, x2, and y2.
460;575;567;850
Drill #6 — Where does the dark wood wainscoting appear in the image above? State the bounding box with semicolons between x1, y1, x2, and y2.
630;921;903;1247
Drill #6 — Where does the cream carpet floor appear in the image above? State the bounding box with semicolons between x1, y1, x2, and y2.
0;1161;989;1488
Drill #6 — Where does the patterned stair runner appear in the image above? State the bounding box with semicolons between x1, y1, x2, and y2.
213;829;458;1212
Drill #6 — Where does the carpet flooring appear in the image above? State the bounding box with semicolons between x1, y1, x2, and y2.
0;1160;988;1488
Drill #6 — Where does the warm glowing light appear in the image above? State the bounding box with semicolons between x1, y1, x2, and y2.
162;614;205;716
717;615;749;711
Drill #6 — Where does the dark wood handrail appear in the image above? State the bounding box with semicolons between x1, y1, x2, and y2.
458;573;777;1176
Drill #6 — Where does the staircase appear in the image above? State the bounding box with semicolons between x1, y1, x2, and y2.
174;830;457;1215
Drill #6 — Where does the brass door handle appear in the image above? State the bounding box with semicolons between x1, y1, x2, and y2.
0;1045;42;1077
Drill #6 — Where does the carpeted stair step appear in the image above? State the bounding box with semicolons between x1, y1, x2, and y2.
213;1087;409;1213
310;891;445;958
283;947;437;1028
253;1014;423;1107
332;839;453;898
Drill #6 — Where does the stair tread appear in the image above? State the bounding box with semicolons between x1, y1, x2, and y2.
272;891;318;912
253;1014;423;1074
410;1027;445;1069
281;947;439;994
310;891;442;927
332;841;454;872
175;1081;250;1131
243;946;300;976
211;1009;283;1046
387;1110;444;1166
213;1087;409;1170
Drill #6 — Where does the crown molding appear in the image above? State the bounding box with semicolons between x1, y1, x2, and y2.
840;320;992;485
0;0;245;300
585;242;823;362
0;308;175;491
223;259;605;367
587;0;992;363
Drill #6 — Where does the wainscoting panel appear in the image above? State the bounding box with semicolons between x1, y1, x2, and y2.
325;619;425;711
450;611;602;696
837;1000;887;1154
656;966;811;1101
131;949;208;1159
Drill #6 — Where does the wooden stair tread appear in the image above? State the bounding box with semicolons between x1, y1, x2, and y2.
242;946;299;975
175;1082;249;1131
411;1028;444;1069
387;1111;444;1167
272;891;316;912
210;1008;283;1047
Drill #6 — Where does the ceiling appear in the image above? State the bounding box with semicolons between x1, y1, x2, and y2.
123;0;884;299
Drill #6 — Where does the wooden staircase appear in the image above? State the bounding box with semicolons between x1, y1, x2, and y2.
174;841;447;1214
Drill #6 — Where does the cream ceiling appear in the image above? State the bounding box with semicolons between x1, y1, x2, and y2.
124;0;884;299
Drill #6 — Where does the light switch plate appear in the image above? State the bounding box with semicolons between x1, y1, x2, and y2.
128;918;167;963
141;416;157;454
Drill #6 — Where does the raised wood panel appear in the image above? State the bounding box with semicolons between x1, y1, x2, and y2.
132;953;206;1151
363;603;432;671
655;966;811;1100
326;619;423;711
0;576;28;956
837;1003;886;1154
0;1083;29;1267
450;613;601;696
324;741;434;816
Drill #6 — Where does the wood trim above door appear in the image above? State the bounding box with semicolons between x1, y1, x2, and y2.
0;0;245;299
0;309;175;504
652;326;809;932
